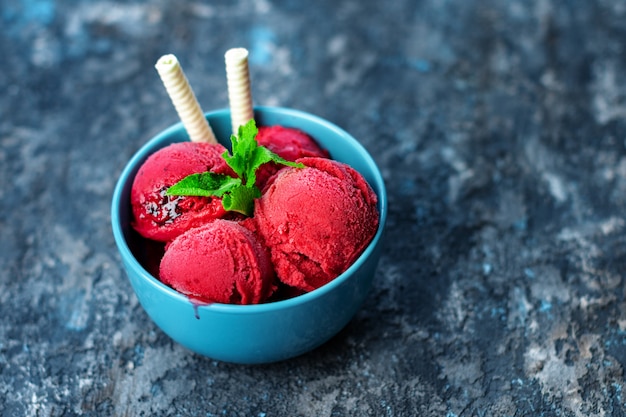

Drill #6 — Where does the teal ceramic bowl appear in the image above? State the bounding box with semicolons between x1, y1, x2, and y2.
111;106;387;364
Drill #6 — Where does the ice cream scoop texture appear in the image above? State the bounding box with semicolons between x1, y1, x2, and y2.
254;157;379;292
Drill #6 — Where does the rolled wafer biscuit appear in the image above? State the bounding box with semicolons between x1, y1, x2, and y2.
225;48;254;135
155;54;217;144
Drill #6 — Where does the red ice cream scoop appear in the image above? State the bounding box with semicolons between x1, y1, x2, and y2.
159;219;276;305
254;157;379;292
254;125;330;188
130;142;236;242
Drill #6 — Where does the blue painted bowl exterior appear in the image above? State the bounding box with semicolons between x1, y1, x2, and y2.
111;107;387;364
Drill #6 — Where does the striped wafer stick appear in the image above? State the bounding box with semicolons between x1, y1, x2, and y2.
155;54;217;144
225;48;254;135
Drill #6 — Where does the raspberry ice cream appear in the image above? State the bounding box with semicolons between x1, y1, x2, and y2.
256;125;329;161
131;142;236;242
159;219;276;304
254;125;329;187
253;157;379;292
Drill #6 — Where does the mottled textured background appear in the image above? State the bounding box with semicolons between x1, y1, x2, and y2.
2;0;626;415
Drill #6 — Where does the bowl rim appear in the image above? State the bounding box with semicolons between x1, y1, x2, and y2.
111;106;388;314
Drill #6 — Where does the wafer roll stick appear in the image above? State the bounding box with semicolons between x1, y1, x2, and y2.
225;48;254;135
155;54;217;144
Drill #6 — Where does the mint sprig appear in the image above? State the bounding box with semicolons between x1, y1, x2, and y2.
166;119;304;216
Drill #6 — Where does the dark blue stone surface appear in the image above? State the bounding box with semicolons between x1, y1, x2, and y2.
2;0;626;415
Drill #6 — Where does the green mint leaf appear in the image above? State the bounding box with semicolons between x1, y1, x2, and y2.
164;119;305;217
246;146;305;187
223;120;258;180
223;120;304;187
166;172;242;197
221;184;261;216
